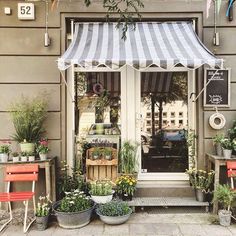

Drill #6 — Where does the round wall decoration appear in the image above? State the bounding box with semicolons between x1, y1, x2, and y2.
209;113;226;130
93;83;104;94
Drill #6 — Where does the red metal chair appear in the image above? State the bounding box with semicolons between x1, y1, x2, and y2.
227;161;236;190
0;164;39;233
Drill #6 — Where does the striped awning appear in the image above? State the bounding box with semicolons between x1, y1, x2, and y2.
58;22;223;71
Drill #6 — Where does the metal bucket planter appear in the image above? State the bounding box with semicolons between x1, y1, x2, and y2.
36;215;49;231
223;149;232;159
96;208;132;225
215;143;223;156
218;210;232;227
90;191;114;204
195;189;207;202
53;201;94;229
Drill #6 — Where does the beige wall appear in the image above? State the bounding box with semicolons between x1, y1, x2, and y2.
0;0;236;196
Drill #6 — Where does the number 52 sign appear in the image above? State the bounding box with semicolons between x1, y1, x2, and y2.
18;3;35;20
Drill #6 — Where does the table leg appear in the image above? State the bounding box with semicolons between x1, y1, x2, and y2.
51;161;56;201
213;160;220;214
45;162;51;200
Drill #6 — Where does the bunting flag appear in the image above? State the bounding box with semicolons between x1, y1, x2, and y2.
217;0;222;14
206;0;213;18
226;0;235;17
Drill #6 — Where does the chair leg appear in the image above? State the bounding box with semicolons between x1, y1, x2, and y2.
0;202;13;232
23;200;36;233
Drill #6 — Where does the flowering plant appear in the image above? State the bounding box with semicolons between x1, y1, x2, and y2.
36;195;52;217
90;180;113;196
220;138;236;150
116;175;137;196
186;168;215;192
36;139;49;154
58;190;93;213
0;142;11;154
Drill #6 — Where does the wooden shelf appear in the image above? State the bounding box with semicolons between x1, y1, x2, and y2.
86;158;118;166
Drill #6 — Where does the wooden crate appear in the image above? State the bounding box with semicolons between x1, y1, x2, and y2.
86;147;118;182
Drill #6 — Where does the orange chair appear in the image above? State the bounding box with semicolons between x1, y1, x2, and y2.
0;164;39;233
227;161;236;190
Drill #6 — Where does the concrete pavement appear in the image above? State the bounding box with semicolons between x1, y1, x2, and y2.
2;212;236;236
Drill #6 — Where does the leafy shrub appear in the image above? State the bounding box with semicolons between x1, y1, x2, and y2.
97;201;131;216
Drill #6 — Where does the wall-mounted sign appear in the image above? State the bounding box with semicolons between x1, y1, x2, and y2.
18;3;35;20
204;69;230;107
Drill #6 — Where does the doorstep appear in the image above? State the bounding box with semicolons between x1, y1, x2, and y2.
127;197;209;213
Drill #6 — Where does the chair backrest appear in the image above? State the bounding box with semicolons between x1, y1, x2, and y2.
227;161;236;177
4;164;39;182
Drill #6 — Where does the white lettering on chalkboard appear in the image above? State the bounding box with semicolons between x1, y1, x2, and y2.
209;95;223;105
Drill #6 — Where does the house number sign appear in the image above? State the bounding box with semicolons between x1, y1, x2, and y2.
18;3;35;20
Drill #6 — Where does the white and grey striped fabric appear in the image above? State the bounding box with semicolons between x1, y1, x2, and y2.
58;22;223;71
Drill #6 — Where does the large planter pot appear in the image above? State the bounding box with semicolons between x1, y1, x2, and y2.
36;215;49;231
90;191;114;204
195;189;207;202
215;143;223;156
96;208;132;225
218;210;232;227
52;201;94;229
0;153;8;162
20;142;35;153
223;149;232;159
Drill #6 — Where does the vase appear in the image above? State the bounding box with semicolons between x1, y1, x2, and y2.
12;156;20;162
195;189;207;202
0;153;8;162
223;149;232;159
20;142;35;153
218;210;232;227
215;143;223;156
36;215;49;231
39;153;47;161
53;201;95;229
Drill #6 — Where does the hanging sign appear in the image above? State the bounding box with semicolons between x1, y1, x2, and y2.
18;3;35;20
204;69;230;107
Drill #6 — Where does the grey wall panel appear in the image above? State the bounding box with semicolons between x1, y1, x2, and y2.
49;140;61;160
0;1;60;27
203;28;236;55
220;56;236;82
0;112;61;140
0;56;60;83
0;84;60;112
204;139;215;156
0;28;60;55
203;111;236;138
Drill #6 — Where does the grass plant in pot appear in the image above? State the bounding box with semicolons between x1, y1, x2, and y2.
20;151;28;162
10;95;48;153
96;200;132;225
186;168;215;202
89;180;114;204
213;184;236;226
36;139;49;161
92;147;101;160
0;142;11;162
220;138;236;159
103;147;112;160
116;175;137;201
35;195;52;231
213;134;224;156
53;190;94;229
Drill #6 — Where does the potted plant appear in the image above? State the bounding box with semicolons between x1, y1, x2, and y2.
12;152;20;162
52;190;94;229
0;142;11;162
10;95;48;153
35;195;52;231
220;138;236;158
116;175;137;201
96;201;132;225
20;151;28;162
213;184;236;226
213;134;224;156
92;147;101;160
119;141;138;174
89;180;114;204
36;139;49;161
28;151;35;162
103;147;112;160
185;168;215;202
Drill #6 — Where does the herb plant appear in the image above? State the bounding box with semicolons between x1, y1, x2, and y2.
12;152;19;157
90;180;113;196
36;195;52;217
0;142;11;154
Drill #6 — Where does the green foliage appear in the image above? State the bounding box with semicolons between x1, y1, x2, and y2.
20;151;28;157
213;134;225;144
213;184;236;211
185;168;215;192
12;152;19;157
89;180;113;196
92;147;101;157
36;195;52;217
186;130;197;168
119;141;138;174
116;175;137;196
10;95;48;143
97;201;131;216
228;120;236;141
0;143;11;154
220;138;236;150
58;190;93;213
103;147;112;156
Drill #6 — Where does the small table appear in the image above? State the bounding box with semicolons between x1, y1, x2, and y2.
206;153;236;214
0;157;57;202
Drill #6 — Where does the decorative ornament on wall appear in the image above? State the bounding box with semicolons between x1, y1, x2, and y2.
93;83;104;95
209;112;226;130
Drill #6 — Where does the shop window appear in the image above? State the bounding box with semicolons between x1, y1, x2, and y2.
146;112;151;118
163;120;167;125
163;112;167;118
147;128;151;133
171;120;175;125
179;119;183;125
155;120;159;125
155;112;159;117
179;112;183;118
171;112;175;118
146;120;151;126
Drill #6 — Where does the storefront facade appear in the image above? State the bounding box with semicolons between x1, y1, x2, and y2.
0;0;236;195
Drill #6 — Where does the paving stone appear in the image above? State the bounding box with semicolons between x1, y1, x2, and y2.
103;224;129;235
201;224;233;236
228;225;236;235
178;224;207;236
76;224;104;236
2;225;26;236
129;223;157;235
155;223;182;236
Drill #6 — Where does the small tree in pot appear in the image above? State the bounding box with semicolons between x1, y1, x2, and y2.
213;184;236;226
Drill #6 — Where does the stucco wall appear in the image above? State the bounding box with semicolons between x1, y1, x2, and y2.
0;0;235;195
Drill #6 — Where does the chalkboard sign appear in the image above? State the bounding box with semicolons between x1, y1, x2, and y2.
204;69;230;107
